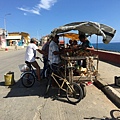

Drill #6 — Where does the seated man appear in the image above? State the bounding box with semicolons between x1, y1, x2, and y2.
79;34;94;68
25;38;46;81
66;39;73;48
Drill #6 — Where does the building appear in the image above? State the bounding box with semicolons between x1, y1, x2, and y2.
6;32;30;46
0;28;30;48
0;28;6;48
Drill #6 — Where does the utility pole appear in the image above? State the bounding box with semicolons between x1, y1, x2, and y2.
4;13;11;36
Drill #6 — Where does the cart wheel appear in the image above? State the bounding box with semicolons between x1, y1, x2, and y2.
66;82;83;104
80;83;86;99
21;73;35;88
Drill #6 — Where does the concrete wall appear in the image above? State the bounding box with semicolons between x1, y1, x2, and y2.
92;50;120;65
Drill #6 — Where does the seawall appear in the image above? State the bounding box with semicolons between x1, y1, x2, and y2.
92;50;120;65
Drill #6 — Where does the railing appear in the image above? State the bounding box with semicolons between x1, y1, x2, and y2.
91;50;120;65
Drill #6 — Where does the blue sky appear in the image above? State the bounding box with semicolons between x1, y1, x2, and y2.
0;0;120;43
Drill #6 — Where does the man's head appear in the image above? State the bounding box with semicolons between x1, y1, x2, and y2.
73;40;77;45
53;35;59;44
69;39;73;44
79;34;86;42
30;38;37;43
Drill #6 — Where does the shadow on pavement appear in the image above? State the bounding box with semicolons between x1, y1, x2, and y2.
84;109;120;120
44;88;74;105
109;83;120;89
0;79;73;104
0;81;5;86
2;79;46;98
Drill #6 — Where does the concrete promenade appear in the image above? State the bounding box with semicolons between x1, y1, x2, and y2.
0;47;120;108
94;60;120;108
0;46;25;51
92;50;120;108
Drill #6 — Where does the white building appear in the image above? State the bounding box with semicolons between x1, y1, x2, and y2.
0;28;7;48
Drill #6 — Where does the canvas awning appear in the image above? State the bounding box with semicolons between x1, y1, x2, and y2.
50;21;116;44
59;33;79;40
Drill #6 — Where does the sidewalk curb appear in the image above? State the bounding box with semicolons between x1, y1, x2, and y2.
94;79;120;108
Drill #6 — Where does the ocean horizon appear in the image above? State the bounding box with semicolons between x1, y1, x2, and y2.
92;42;120;52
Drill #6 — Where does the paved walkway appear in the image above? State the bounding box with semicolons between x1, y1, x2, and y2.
1;47;120;108
0;46;25;51
94;60;120;108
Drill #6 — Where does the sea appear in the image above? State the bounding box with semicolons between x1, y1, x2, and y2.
92;42;120;52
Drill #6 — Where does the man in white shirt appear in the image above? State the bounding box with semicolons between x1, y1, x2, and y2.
48;35;71;66
48;35;61;65
14;40;18;50
25;38;44;81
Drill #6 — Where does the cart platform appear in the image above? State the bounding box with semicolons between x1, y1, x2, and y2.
61;55;99;83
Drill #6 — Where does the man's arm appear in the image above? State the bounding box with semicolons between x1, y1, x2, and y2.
37;49;47;55
53;51;62;55
86;46;94;51
53;48;73;55
86;41;94;51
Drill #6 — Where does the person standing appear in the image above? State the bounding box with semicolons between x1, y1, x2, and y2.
25;38;45;81
48;35;72;65
41;38;50;78
48;35;65;87
14;40;18;50
48;35;62;66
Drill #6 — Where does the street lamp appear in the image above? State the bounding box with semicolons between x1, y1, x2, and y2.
4;13;11;36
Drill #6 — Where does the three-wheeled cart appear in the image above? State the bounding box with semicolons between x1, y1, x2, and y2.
49;21;115;83
48;21;116;97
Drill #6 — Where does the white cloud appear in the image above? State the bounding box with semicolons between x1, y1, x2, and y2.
24;13;27;16
38;0;57;10
17;0;57;15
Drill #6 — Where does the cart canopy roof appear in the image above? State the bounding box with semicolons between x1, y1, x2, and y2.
59;33;79;41
50;21;116;44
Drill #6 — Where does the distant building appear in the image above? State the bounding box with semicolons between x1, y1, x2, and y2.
6;32;30;46
0;29;30;48
20;32;30;45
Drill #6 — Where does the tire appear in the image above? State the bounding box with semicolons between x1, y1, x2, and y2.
66;82;83;104
80;83;87;99
21;73;35;88
45;77;51;95
44;66;52;95
44;67;50;78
